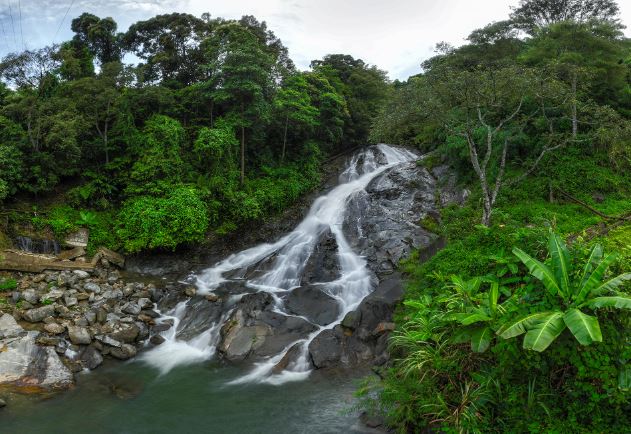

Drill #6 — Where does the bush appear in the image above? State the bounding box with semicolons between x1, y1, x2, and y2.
116;186;209;253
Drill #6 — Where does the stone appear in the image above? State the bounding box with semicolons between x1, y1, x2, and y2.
73;270;90;279
57;246;86;260
67;326;91;345
137;297;152;309
205;293;220;302
84;282;101;293
79;346;103;370
121;302;141;315
91;248;125;268
283;285;340;326
21;289;39;304
110;344;136;360
65;228;89;248
308;329;341;369
64;295;78;307
150;335;165;345
0;324;73;390
84;311;97;325
94;334;122;348
0;314;24;339
44;323;65;335
40;289;64;303
184;286;197;297
0;398;6;408
109;324;140;343
23;305;56;323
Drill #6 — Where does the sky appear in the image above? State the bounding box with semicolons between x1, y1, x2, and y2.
0;0;630;80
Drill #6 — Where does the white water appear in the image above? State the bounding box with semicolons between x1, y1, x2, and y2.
141;144;418;384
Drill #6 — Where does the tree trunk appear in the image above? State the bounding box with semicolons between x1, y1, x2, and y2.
571;72;577;139
281;114;288;163
240;103;245;186
104;124;109;165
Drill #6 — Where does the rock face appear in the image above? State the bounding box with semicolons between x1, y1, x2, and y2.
0;314;74;390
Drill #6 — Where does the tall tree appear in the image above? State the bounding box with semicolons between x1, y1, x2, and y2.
511;0;621;33
204;23;274;184
71;13;121;65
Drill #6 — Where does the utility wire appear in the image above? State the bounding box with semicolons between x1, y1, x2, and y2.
17;0;23;49
53;0;75;44
0;7;9;53
7;0;17;51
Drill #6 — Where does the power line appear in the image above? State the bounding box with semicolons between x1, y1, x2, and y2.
7;0;17;51
17;0;23;50
0;7;9;53
53;0;75;44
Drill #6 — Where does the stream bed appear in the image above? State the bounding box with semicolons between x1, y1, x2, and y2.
1;360;378;434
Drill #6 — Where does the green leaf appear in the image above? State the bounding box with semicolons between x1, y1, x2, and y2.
489;281;499;315
523;312;566;352
588;273;631;298
497;312;553;339
619;365;631;391
451;312;492;325
576;253;618;303
563;308;602;346
582;295;631;310
471;326;492;353
579;244;603;290
512;247;561;296
548;232;572;298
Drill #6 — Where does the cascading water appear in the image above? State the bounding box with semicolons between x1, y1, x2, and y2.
140;144;418;384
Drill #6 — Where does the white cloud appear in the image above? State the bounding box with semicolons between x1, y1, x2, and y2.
1;0;630;80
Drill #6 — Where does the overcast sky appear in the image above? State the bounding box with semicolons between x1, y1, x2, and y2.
1;0;630;80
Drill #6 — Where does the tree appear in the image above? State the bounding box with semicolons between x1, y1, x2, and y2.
204;22;274;184
424;65;570;225
274;74;319;161
498;232;631;351
71;13;121;65
123;13;209;86
511;0;621;33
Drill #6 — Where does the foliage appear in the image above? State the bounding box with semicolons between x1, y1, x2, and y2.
0;278;17;291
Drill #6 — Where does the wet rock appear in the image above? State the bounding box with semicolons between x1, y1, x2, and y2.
175;297;224;341
80;346;103;370
109;324;140;344
121;302;141;315
23;305;56;323
283;285;340;326
150;335;165;345
109;344;137;360
57;246;86;260
341;310;361;330
373;322;396;335
301;229;340;283
308;329;341;368
0;398;6;408
220;322;272;361
73;270;90;279
68;326;91;345
95;334;122;348
184;287;197;297
272;343;305;374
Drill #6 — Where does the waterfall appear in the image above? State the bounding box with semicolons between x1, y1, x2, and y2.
14;236;61;255
140;144;418;383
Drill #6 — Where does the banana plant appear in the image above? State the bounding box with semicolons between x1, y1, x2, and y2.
443;276;514;353
497;232;631;352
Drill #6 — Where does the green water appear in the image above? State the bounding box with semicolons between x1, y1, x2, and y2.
0;361;378;434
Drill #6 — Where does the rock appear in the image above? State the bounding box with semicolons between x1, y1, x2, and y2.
359;412;384;428
91;248;125;268
301;229;340;283
184;286;197;297
23;305;56;323
63;295;78;307
57;246;86;260
40;288;64;303
68;326;91;345
121;302;141;315
95;334;122;348
110;344;136;360
44;323;65;335
150;335;165;345
21;289;39;304
308;329;341;368
272;343;304;374
219;323;272;361
205;293;219;302
80;346;103;370
84;282;101;293
65;228;89;248
373;322;396;335
341;310;361;330
137;297;152;309
0;317;73;390
73;270;90;279
283;285;340;326
109;324;140;344
0;398;6;408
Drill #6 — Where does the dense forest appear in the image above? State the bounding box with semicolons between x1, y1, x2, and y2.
362;0;631;432
0;12;387;253
0;0;629;432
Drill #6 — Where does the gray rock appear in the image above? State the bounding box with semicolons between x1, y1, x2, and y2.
63;295;78;307
308;329;341;368
121;302;141;315
44;323;65;335
0;398;6;408
21;289;39;304
137;297;152;310
95;334;122;348
84;282;101;293
0;314;24;339
110;344;136;360
150;335;165;345
40;289;64;303
283;285;339;326
73;270;90;279
67;326;91;345
80;346;103;370
23;305;56;323
109;324;140;343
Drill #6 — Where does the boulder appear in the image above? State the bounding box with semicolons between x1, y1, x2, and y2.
0;315;73;390
67;326;92;345
44;323;65;335
283;285;340;326
23;305;56;323
109;344;137;360
79;346;103;370
57;246;86;260
308;329;341;368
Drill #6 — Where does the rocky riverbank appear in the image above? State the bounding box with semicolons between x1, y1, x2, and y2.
0;263;186;395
